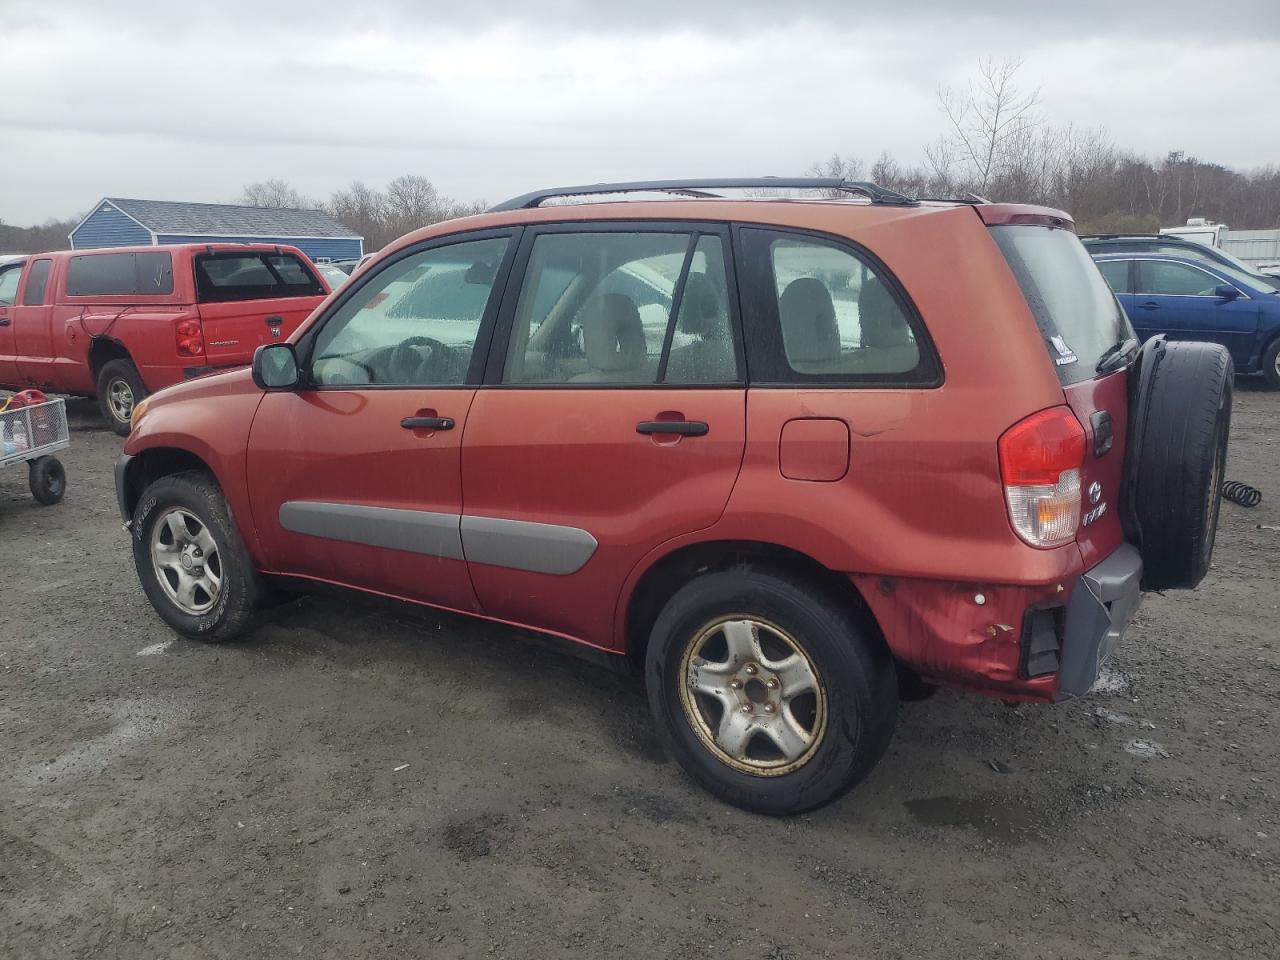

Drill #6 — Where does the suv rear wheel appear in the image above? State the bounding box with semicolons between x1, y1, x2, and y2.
97;358;147;436
130;470;262;642
645;567;897;815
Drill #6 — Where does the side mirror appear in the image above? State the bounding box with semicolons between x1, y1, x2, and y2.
252;343;299;390
1214;284;1241;301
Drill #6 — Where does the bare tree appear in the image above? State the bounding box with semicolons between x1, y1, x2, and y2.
937;57;1042;194
236;179;315;209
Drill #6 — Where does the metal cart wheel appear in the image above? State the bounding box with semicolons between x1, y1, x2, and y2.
28;455;66;506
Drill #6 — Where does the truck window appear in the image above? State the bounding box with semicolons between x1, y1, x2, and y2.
0;264;22;305
195;252;324;303
22;259;53;305
66;252;175;297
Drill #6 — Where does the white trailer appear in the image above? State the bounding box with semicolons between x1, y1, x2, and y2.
1161;218;1280;277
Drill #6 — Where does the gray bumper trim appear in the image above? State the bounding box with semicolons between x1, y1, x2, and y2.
114;454;134;525
1059;543;1144;697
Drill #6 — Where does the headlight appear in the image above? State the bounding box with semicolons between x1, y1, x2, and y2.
130;396;151;428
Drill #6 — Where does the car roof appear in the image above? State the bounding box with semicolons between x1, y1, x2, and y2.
23;242;311;259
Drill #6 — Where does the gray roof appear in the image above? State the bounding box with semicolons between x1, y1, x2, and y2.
105;197;361;239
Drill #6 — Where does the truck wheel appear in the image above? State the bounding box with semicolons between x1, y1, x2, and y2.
1130;340;1232;590
97;358;147;436
1263;337;1280;389
645;567;897;815
130;470;262;642
28;456;66;505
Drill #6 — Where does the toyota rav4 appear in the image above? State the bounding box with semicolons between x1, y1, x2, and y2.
115;179;1233;814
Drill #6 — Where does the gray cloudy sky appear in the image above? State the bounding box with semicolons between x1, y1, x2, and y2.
2;0;1278;225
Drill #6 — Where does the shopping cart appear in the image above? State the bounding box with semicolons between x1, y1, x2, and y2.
1;393;70;505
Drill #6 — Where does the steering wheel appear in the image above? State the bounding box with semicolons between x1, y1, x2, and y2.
388;336;452;383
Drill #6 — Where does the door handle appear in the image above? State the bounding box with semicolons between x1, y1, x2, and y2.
636;420;708;437
401;416;454;430
265;315;283;327
0;318;9;327
1137;301;1160;310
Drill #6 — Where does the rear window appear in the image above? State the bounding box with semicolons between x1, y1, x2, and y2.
195;252;324;303
992;226;1133;385
66;251;174;297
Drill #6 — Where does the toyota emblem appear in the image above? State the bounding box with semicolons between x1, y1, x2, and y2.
1088;481;1102;505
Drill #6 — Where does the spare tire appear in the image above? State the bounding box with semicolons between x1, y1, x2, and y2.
1126;338;1232;590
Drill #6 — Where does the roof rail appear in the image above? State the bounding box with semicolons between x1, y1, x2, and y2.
486;178;919;213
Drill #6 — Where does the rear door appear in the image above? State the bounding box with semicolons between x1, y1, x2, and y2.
0;259;24;384
1132;259;1259;365
194;250;327;366
460;224;747;647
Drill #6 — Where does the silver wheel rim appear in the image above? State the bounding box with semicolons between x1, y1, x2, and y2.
678;617;827;777
108;378;134;423
150;508;222;615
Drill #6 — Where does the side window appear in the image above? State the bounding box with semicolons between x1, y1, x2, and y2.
739;228;930;383
309;236;509;387
22;259;52;306
1096;259;1131;294
0;265;22;305
501;230;737;385
664;235;737;384
195;253;323;303
1137;261;1220;297
66;252;174;297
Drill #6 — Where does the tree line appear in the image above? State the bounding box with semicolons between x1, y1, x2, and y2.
809;58;1280;235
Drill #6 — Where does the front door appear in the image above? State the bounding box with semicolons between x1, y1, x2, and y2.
0;260;24;384
246;231;517;614
10;258;54;387
460;225;747;647
1131;259;1259;366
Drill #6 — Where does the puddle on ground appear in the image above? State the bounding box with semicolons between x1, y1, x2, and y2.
903;796;1040;843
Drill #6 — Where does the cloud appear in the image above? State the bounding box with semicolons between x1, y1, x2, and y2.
1;3;1277;225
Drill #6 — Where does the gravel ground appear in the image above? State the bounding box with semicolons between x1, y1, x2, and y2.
1;388;1277;960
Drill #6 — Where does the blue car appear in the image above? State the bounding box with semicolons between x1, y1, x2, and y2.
1093;252;1280;388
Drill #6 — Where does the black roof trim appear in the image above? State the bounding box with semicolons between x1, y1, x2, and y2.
487;178;919;212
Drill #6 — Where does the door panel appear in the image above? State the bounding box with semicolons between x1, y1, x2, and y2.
1133;260;1259;365
11;259;55;386
460;388;746;646
247;388;480;611
0;262;22;384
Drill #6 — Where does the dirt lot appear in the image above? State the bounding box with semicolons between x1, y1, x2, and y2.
1;388;1277;960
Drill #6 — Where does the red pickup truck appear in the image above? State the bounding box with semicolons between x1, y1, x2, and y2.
0;243;329;433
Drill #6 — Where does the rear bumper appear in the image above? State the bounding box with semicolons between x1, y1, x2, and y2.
1056;543;1142;697
852;544;1143;702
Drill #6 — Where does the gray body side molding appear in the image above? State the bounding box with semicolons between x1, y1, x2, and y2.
279;502;464;560
461;515;598;575
278;502;597;575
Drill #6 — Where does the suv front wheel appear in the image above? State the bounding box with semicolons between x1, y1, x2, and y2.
130;470;262;642
645;567;897;815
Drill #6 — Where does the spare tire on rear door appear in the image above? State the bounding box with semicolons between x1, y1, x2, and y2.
1126;338;1232;590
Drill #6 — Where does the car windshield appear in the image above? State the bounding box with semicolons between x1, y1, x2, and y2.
992;225;1134;385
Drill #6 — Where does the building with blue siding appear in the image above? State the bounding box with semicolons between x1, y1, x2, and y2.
69;198;364;262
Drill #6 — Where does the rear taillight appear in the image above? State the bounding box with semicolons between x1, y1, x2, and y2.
999;407;1086;548
175;318;204;357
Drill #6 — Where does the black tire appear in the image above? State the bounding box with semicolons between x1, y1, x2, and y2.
97;358;147;436
1262;337;1280;390
645;566;897;815
1132;340;1232;590
28;456;66;506
130;470;262;642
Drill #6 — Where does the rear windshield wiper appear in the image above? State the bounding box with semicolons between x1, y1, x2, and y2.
1096;337;1139;375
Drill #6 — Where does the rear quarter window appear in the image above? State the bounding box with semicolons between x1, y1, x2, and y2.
66;251;174;297
991;226;1133;386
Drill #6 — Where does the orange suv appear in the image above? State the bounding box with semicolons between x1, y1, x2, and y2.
116;179;1232;813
